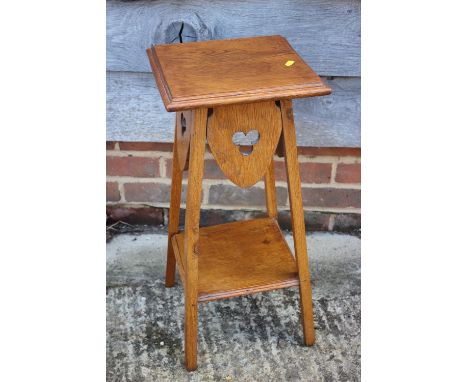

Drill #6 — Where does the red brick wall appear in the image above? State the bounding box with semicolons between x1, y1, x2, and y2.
106;142;360;232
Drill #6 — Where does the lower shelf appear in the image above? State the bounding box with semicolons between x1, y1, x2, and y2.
171;218;299;302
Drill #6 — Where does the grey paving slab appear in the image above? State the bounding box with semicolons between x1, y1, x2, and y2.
107;231;360;381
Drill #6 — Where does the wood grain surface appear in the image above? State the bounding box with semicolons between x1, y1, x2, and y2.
165;121;184;287
264;159;278;218
207;101;282;188
106;71;360;147
107;0;360;77
172;218;299;303
174;111;192;172
280;99;316;345
147;36;331;111
182;107;208;371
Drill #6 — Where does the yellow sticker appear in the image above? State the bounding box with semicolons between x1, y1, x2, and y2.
285;60;295;67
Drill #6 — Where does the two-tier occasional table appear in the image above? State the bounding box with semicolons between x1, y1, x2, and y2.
147;35;331;371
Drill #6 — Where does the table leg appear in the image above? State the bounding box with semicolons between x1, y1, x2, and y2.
165;121;183;287
183;108;207;371
280;99;316;346
264;158;278;218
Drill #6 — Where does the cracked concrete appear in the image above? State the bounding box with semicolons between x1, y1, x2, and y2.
107;230;360;381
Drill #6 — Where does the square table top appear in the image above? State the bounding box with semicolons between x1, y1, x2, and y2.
147;35;331;112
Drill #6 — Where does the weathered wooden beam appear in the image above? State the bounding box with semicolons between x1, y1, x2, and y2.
107;0;360;77
107;71;360;147
106;71;174;142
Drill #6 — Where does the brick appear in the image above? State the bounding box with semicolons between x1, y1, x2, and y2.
167;157;333;183
166;158;225;180
106;205;164;225
107;156;160;178
124;182;191;204
274;161;287;181
203;160;225;179
106;182;120;202
302;188;360;208
333;213;361;233
170;208;267;228
335;163;361;184
106;141;115;150
119;142;173;152
165;159;189;179
165;159;175;178
208;184;287;207
124;183;172;203
297;147;360;157
275;161;332;183
164;207;331;232
114;144;360;157
278;211;331;231
301;162;332;183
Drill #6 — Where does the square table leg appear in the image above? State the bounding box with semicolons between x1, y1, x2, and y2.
183;108;207;371
264;158;278;218
165;119;183;287
280;99;316;345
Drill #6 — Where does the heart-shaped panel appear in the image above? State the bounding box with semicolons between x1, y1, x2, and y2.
207;101;282;188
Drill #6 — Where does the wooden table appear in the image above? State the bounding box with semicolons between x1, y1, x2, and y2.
147;35;331;371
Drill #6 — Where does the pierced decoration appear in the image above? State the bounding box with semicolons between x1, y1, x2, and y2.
207;101;282;188
232;130;260;156
175;111;192;171
181;114;187;136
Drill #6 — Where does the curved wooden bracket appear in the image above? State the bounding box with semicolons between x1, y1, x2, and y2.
175;110;193;172
207;101;282;188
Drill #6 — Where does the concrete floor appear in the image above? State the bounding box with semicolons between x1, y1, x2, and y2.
107;229;361;381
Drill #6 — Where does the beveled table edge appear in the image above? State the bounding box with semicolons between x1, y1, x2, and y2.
146;36;332;112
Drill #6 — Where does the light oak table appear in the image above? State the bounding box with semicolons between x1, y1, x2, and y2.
147;35;331;371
